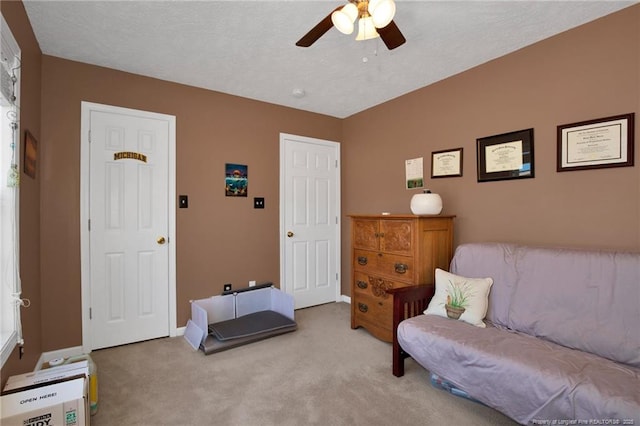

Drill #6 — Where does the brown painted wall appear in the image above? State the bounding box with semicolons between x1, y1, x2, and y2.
0;1;42;382
2;1;639;380
39;56;342;351
341;5;640;295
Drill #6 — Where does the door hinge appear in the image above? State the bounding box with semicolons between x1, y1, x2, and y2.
336;272;339;281
88;219;91;231
89;308;92;320
88;130;91;143
335;159;338;168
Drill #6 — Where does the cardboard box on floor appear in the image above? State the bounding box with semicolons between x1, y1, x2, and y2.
1;363;89;426
4;361;89;391
36;355;98;416
1;375;88;426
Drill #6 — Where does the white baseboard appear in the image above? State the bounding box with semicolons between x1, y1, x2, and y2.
35;345;84;371
341;295;351;304
176;326;185;336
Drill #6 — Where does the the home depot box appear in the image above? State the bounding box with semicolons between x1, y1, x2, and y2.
0;376;88;426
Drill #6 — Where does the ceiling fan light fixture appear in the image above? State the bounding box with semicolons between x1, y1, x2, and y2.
368;0;396;28
296;0;404;50
355;16;379;41
331;3;358;35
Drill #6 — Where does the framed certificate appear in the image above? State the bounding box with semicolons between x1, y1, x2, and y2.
431;148;463;178
476;128;534;182
557;113;634;172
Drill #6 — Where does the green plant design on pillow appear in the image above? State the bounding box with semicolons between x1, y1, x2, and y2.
445;280;475;319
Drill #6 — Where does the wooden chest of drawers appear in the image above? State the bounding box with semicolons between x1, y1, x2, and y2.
349;214;455;342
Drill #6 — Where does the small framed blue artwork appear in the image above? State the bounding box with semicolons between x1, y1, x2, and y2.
225;163;248;197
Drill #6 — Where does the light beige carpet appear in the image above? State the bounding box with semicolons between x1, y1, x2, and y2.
90;302;517;425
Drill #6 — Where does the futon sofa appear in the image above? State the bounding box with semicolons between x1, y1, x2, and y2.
392;243;640;425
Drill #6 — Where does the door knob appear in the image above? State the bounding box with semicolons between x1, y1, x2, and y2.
157;236;166;244
287;231;294;238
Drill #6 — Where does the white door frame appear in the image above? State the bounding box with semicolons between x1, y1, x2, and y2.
279;133;341;305
80;101;177;353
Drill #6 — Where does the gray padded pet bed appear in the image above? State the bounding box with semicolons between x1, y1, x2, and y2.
202;310;297;354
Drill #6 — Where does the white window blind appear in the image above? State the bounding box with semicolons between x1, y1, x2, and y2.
1;13;25;368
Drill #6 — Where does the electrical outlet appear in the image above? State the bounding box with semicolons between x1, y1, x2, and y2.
254;197;265;209
249;280;256;287
223;283;232;292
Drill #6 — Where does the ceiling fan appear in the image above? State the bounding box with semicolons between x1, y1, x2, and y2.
296;0;406;50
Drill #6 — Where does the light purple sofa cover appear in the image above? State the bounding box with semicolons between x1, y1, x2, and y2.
397;243;640;425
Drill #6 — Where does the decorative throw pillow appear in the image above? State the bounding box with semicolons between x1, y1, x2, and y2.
424;268;493;328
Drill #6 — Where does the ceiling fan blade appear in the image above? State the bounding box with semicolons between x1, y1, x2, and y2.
377;20;406;50
296;7;342;47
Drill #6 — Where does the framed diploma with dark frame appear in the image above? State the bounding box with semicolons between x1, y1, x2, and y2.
557;113;634;172
431;148;463;178
476;128;534;182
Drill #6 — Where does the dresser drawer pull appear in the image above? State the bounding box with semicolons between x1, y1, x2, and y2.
357;256;368;266
394;263;408;274
358;303;368;313
356;280;368;289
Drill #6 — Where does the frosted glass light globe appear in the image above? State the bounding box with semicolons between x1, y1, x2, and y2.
368;0;396;28
331;3;358;34
355;16;380;40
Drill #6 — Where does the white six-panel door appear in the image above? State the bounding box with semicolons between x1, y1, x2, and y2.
81;102;176;351
280;134;340;309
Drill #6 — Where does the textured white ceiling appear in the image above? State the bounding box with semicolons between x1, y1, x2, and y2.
22;1;636;118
